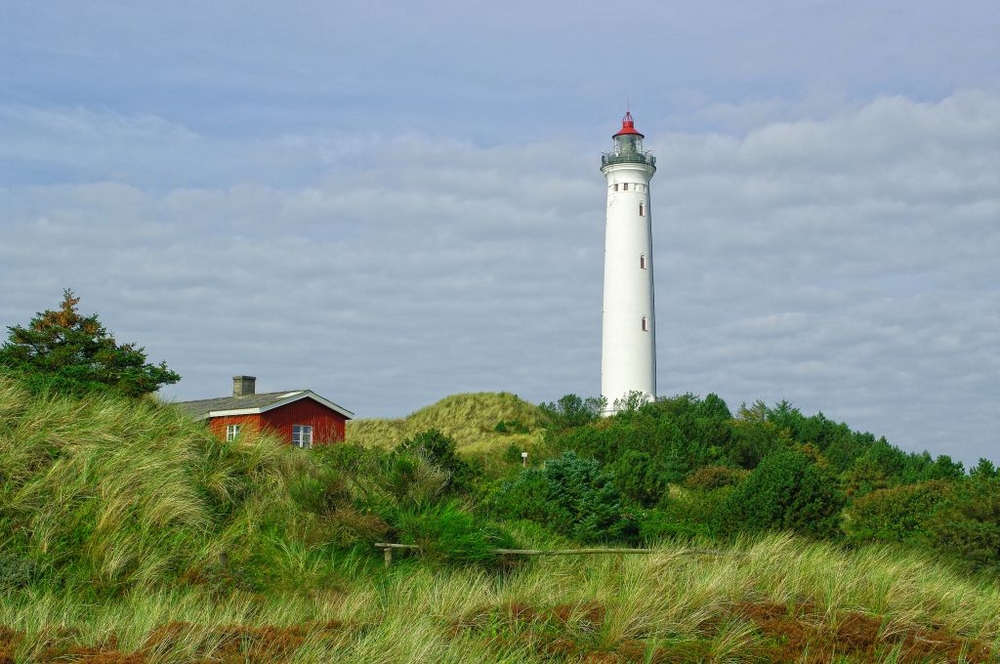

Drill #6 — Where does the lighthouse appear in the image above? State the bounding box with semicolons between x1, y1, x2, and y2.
600;111;657;412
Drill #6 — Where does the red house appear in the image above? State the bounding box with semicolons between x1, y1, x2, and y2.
177;375;354;447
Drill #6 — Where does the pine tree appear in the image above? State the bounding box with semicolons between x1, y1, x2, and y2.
0;289;180;397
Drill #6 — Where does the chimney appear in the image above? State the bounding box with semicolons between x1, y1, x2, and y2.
233;375;256;397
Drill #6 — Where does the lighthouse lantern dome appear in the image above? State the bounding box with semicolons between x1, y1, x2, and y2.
613;111;644;153
602;111;655;170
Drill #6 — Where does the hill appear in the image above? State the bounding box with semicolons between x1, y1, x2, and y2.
346;391;546;454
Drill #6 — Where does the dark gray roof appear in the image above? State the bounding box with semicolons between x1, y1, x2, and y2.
174;391;299;418
174;389;353;420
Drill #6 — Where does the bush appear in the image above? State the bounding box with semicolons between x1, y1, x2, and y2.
494;420;528;434
684;465;748;491
488;452;635;544
609;449;670;507
381;450;451;508
718;451;844;539
395;502;515;570
726;419;790;469
925;476;1000;571
396;429;479;494
639;482;737;542
640;504;713;541
539;394;605;430
843;480;951;545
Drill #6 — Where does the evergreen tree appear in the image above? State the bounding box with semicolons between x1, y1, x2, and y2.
0;289;180;397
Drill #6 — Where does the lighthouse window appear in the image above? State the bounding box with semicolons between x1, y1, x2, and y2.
641;317;648;332
640;254;646;269
623;183;629;191
639;203;645;216
613;183;619;191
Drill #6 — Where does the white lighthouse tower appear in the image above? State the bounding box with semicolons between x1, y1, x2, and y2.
600;111;657;412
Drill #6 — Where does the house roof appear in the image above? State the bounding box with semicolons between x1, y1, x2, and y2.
175;390;354;421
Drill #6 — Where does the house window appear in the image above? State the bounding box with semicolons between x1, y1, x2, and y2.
640;254;646;269
641;317;648;332
292;424;313;449
639;203;645;216
226;424;241;441
623;183;629;191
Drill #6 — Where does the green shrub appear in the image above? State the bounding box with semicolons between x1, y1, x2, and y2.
718;451;844;539
539;394;605;430
843;480;951;545
609;449;670;507
726;418;790;469
925;476;1000;571
640;506;712;541
488;452;635;544
639;484;736;542
684;465;748;491
381;449;450;507
494;420;528;434
395;502;515;570
396;429;479;494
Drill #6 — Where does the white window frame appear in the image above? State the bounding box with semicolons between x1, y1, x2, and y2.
226;424;241;441
292;424;313;449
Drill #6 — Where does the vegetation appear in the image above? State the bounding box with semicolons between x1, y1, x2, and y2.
1;528;998;662
0;290;180;397
487;451;636;543
347;391;545;456
1;291;998;661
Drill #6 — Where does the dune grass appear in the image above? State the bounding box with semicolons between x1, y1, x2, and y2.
0;374;339;598
346;391;547;455
1;532;998;662
2;378;998;662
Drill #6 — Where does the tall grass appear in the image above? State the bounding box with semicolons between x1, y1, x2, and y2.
2;378;998;662
346;392;546;454
2;533;997;661
0;375;332;596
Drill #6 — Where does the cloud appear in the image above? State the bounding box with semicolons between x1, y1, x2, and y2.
2;89;999;466
650;91;999;462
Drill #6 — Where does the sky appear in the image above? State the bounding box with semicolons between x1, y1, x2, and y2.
2;1;998;465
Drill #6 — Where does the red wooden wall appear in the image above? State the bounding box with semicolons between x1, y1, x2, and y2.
208;399;347;446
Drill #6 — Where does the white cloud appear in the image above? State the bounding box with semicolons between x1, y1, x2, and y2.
2;88;998;466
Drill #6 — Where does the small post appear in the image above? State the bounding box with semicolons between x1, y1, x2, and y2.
521;451;528;468
383;547;392;567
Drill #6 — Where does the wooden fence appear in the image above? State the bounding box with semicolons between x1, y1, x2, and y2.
374;542;722;567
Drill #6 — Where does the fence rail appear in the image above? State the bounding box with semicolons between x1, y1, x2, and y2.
373;543;722;566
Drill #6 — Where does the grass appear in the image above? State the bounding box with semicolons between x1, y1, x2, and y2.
346;391;546;455
1;533;998;662
0;374;321;596
2;377;998;662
